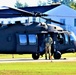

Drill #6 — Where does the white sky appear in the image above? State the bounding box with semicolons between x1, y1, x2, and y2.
0;0;76;7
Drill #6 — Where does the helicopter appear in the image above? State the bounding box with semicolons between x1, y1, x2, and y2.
0;6;76;60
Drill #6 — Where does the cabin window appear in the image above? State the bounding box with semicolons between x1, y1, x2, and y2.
28;34;37;45
19;35;27;45
60;19;65;25
74;19;76;26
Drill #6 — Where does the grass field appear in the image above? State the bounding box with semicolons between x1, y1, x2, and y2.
0;62;76;75
62;53;76;57
0;53;76;75
0;53;76;59
0;54;32;59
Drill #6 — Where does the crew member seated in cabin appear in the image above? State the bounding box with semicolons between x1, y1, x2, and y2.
57;34;64;44
44;34;53;60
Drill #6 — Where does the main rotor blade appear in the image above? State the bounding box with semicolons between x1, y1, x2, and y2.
0;6;34;18
41;17;64;25
0;6;48;18
33;12;48;17
51;19;64;25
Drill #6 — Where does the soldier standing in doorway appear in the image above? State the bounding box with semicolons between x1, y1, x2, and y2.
44;34;53;60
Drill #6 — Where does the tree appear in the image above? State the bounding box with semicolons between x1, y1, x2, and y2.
23;2;28;7
14;0;28;8
38;0;42;6
47;0;61;5
14;0;23;8
47;0;52;5
70;2;76;10
42;2;46;6
38;0;46;6
52;0;60;3
61;0;74;6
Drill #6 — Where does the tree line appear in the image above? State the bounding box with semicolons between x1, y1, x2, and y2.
15;0;76;10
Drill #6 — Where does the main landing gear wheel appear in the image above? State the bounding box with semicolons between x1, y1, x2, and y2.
54;51;61;59
32;53;39;60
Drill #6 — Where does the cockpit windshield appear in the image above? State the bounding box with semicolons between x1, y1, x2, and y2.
70;32;76;41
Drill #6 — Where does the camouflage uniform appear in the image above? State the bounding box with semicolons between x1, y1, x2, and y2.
45;35;53;60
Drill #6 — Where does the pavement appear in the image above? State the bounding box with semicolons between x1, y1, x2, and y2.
0;57;76;63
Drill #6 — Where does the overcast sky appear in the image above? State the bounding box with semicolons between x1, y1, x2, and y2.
0;0;76;7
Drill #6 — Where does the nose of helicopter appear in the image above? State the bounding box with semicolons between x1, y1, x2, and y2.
74;41;76;52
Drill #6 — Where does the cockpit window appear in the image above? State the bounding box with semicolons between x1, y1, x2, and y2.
64;34;69;44
28;34;37;45
70;32;76;41
57;33;64;44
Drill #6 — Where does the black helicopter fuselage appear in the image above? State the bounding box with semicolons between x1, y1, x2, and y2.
0;22;76;59
0;22;46;54
0;6;76;60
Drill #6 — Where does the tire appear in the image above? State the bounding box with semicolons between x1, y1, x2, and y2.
54;51;61;59
32;53;39;60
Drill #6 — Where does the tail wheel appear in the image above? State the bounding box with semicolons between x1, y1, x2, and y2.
54;51;61;59
32;53;39;60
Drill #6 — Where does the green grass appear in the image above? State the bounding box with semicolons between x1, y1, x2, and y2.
62;53;76;57
0;53;76;75
0;53;76;59
0;62;76;75
0;54;32;59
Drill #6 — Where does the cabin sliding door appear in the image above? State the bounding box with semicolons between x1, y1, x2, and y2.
16;33;38;54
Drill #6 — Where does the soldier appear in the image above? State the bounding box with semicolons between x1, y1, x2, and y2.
44;34;53;60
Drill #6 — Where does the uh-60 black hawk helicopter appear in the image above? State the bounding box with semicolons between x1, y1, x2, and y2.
0;6;76;60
